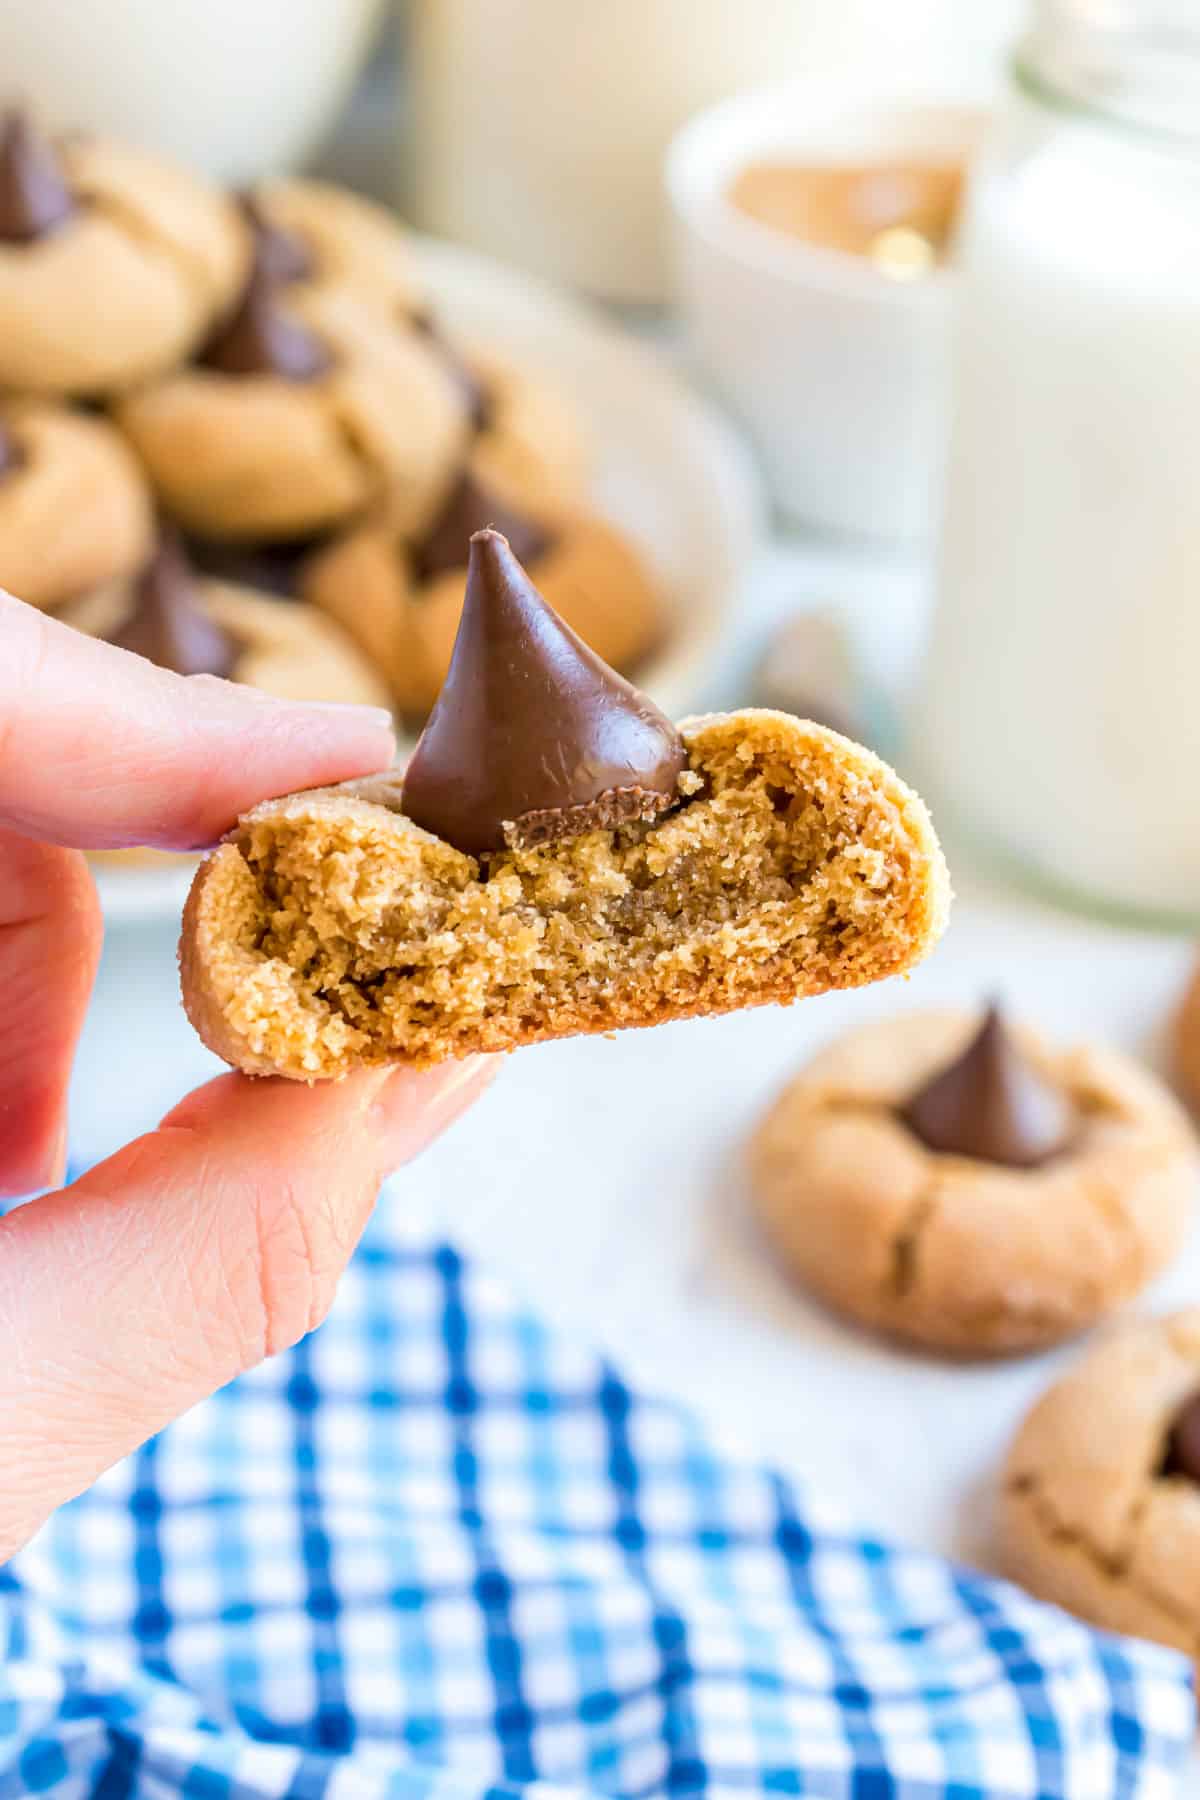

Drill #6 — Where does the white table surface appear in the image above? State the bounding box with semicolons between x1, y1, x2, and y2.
67;522;1200;1594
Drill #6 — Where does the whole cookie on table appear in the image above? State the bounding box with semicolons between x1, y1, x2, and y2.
1003;1311;1200;1672
0;111;247;397
303;470;664;718
180;528;949;1079
0;402;153;611
750;1006;1195;1356
114;261;470;543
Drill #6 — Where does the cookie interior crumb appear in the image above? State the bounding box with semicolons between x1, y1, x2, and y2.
184;711;947;1076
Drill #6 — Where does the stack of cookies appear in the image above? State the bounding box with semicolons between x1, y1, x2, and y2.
0;110;667;725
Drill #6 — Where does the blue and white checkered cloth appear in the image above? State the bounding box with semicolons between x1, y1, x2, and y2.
1;1186;1193;1800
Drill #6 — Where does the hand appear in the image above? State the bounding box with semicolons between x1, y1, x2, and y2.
0;594;495;1560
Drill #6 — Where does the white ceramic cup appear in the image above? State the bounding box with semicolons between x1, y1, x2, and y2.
667;82;988;542
0;0;386;182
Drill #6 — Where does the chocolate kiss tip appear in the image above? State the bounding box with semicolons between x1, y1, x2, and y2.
402;528;686;858
199;269;332;382
111;533;239;680
900;1002;1076;1169
0;109;74;243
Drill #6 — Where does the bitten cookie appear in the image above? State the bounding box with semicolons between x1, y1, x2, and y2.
0;403;154;610
1002;1312;1200;1671
750;1008;1195;1356
115;278;469;542
181;529;947;1079
304;470;665;717
0;112;247;397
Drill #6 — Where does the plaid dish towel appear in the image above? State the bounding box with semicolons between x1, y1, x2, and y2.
0;1194;1192;1800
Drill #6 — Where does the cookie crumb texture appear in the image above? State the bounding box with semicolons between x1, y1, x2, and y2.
751;1012;1195;1356
181;710;948;1079
1002;1312;1200;1667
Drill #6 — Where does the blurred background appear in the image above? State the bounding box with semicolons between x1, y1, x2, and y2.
7;0;1200;1568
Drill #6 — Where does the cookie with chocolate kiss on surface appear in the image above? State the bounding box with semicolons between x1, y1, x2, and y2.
751;1008;1195;1357
1002;1310;1200;1677
0;400;154;610
115;277;469;543
180;529;949;1080
0;111;247;397
303;471;666;720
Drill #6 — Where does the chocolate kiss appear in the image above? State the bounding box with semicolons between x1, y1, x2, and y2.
110;533;239;679
0;110;74;243
413;468;553;584
411;310;491;431
899;1004;1075;1168
239;191;314;286
199;269;332;381
402;528;686;857
1162;1391;1200;1485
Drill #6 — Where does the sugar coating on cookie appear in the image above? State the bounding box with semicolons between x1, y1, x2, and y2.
1002;1311;1200;1667
750;1010;1195;1356
179;708;948;1079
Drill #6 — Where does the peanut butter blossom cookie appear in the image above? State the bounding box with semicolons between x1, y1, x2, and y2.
1003;1311;1200;1673
61;531;390;708
114;253;469;543
750;1007;1195;1356
303;469;664;719
0;110;247;397
180;529;948;1079
0;402;153;610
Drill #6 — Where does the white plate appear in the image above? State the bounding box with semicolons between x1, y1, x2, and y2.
96;241;762;927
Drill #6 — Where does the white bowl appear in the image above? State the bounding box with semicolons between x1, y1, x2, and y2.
667;81;988;542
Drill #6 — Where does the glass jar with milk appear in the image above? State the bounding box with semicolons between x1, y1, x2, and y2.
912;0;1200;926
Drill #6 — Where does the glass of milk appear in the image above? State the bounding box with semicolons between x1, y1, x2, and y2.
911;0;1200;926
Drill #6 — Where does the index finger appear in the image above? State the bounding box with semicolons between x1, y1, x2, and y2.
0;590;396;850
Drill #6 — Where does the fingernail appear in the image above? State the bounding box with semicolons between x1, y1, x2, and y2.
367;1056;499;1172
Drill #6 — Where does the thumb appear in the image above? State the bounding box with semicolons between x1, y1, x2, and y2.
0;1057;494;1559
